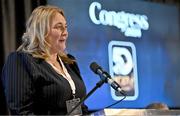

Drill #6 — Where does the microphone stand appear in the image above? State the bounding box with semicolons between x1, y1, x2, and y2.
67;76;107;115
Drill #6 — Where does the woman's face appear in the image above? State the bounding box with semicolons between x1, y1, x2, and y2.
46;12;68;54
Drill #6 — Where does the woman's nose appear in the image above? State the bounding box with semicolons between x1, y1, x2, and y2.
61;28;68;36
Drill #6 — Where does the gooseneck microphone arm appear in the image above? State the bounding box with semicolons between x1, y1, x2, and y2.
66;76;106;115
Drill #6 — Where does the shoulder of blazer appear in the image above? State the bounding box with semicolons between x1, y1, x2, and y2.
6;51;31;65
6;51;44;70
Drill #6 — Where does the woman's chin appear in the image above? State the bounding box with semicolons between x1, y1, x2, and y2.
59;47;66;53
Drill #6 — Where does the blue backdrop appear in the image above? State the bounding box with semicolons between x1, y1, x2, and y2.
48;0;180;110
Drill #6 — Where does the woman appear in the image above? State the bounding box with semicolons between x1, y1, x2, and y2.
2;5;88;115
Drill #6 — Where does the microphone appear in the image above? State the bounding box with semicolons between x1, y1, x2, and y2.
90;62;124;94
67;62;126;115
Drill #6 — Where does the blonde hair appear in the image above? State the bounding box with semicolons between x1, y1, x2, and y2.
17;5;74;63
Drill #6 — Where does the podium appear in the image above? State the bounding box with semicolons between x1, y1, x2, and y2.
91;108;180;115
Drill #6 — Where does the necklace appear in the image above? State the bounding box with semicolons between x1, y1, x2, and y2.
46;58;64;73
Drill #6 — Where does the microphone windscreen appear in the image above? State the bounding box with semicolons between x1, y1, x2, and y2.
90;62;100;74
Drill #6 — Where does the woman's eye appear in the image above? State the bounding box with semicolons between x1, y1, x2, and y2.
54;25;67;31
54;26;63;30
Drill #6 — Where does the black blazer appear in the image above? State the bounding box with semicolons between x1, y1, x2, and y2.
1;52;88;115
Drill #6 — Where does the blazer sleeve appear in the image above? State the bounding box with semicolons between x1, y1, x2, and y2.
1;52;35;115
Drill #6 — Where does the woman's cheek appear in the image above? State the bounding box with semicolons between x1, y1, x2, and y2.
52;30;61;37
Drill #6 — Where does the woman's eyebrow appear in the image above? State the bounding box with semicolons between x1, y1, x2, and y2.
55;22;67;26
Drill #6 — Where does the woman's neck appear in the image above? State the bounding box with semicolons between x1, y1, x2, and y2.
48;53;58;63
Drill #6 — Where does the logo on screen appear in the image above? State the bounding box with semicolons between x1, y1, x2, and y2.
89;2;149;38
108;41;138;100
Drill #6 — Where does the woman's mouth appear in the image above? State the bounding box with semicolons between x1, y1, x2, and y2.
59;39;66;42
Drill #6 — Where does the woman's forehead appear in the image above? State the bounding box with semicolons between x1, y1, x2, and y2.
52;13;66;25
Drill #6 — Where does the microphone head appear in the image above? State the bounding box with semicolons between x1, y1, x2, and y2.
90;62;101;74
